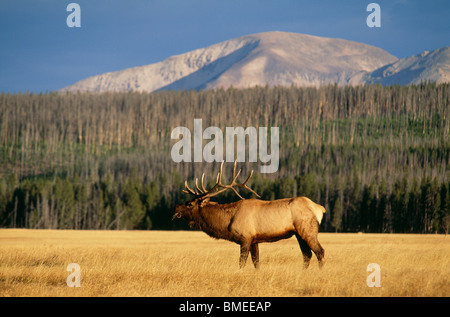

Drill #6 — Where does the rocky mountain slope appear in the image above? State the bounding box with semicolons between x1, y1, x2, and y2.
351;46;450;86
61;31;448;93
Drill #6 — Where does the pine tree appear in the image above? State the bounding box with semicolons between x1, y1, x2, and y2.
121;178;145;229
378;178;391;233
331;197;343;232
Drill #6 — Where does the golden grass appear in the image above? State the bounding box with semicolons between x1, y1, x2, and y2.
0;229;449;297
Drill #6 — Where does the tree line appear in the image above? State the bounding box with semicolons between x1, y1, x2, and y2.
0;83;448;232
0;170;448;233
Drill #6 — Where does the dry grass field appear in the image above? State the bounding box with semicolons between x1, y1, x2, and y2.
0;229;448;297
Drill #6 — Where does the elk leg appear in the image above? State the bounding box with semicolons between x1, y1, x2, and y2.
239;241;251;269
250;243;260;269
295;234;312;269
311;240;325;269
305;235;325;269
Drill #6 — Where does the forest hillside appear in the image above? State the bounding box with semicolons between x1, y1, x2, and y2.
0;83;448;233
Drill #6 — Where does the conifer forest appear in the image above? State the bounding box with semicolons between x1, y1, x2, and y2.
0;83;449;233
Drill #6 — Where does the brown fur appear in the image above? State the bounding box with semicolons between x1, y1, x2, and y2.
174;196;326;269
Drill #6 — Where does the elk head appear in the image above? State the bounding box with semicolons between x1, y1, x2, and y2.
173;161;260;226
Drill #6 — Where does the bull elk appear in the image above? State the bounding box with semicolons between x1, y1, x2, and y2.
173;161;326;269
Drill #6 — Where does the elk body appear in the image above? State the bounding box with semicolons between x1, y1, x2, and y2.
173;162;326;269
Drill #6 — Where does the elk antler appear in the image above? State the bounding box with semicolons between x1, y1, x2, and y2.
183;161;261;200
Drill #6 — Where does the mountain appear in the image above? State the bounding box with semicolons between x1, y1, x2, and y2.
61;31;397;93
351;46;450;86
61;32;449;93
158;32;397;91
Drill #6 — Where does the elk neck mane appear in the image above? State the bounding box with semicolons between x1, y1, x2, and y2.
195;200;241;241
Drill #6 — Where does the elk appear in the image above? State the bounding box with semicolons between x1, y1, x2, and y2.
173;161;326;269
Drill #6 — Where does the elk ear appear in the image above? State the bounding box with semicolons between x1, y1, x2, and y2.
199;197;210;207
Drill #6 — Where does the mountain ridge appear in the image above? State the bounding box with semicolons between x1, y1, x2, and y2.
61;31;449;93
352;46;450;86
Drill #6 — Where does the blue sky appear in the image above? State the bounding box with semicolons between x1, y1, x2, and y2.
0;0;449;93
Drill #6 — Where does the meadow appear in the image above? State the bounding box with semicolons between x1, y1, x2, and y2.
0;229;448;297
